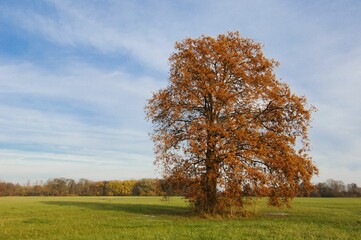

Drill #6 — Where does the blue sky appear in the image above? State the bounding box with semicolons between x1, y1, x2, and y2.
0;0;360;185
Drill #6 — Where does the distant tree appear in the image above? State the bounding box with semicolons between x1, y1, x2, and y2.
315;182;330;197
326;179;346;197
67;179;76;195
309;185;321;197
146;32;318;214
31;184;45;196
312;179;354;197
76;178;93;196
0;181;5;196
132;179;161;196
347;183;361;197
121;180;137;196
159;177;187;196
101;181;111;196
106;180;137;196
106;181;118;196
92;181;106;196
46;178;70;196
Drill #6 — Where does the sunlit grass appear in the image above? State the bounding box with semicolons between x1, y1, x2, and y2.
0;196;360;239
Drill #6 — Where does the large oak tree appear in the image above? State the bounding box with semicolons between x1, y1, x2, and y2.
146;32;318;214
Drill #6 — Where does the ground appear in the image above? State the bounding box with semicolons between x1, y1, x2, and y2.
0;196;360;239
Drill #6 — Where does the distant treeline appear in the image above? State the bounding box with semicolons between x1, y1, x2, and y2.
0;178;360;197
309;179;361;197
0;178;167;197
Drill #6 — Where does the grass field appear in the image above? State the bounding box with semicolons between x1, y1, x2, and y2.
0;196;360;239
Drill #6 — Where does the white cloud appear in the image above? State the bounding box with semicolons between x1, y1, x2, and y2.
0;60;163;118
0;60;163;182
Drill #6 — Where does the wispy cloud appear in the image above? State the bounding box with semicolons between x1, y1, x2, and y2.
0;61;161;182
2;0;173;71
0;149;155;183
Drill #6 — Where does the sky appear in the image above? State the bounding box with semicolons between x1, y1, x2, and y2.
0;0;360;185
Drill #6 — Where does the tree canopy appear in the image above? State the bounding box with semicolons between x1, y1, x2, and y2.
146;32;318;215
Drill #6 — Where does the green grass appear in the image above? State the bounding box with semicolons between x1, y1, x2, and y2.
0;196;360;239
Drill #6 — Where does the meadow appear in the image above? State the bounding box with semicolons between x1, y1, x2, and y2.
0;196;360;240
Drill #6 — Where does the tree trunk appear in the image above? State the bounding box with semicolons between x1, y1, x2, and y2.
204;165;218;214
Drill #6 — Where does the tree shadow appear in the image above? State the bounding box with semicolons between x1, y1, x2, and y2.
41;199;193;217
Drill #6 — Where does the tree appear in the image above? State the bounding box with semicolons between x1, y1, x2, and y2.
146;32;318;215
347;183;361;197
76;178;93;196
107;180;137;196
326;179;346;197
132;179;161;196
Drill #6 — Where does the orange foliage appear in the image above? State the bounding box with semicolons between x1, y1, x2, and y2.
146;32;318;215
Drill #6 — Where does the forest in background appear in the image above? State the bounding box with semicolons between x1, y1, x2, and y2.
0;178;164;197
0;178;360;198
